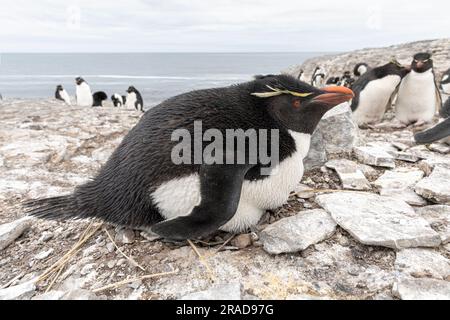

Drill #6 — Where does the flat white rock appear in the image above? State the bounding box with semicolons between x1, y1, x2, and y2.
395;248;450;279
325;159;371;191
0;216;33;251
415;166;450;205
393;278;450;300
354;146;395;168
415;205;450;244
316;192;441;249
259;209;337;254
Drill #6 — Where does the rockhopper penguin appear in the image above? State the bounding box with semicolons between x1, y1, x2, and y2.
125;86;144;112
25;75;353;241
92;91;108;107
55;85;71;105
395;53;442;126
75;77;93;107
351;60;410;126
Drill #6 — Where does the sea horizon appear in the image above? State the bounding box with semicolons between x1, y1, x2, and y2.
0;52;327;108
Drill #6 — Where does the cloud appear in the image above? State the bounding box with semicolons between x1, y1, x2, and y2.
0;0;449;52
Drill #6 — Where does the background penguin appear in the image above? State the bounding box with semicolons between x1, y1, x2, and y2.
440;68;450;94
125;86;144;112
354;63;370;77
25;75;353;241
351;60;410;126
92;91;108;107
339;71;355;88
297;69;307;82
312;73;325;88
75;77;94;107
55;85;71;105
111;93;124;107
415;97;450;145
326;77;340;86
395;53;442;126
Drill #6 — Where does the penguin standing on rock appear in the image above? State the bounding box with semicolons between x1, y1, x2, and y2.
440;68;450;94
395;53;442;126
75;77;93;107
55;85;71;105
125;86;144;112
25;75;353;241
351;60;410;126
92;91;108;107
354;63;370;77
415;97;450;145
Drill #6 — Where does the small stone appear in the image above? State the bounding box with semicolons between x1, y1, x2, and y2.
393;278;450;300
38;231;53;243
107;260;116;269
428;143;450;154
34;248;54;260
373;168;426;206
140;230;161;241
117;258;126;266
325;159;371;190
259;209;337;254
292;183;315;199
32;290;66;300
415;166;450;205
63;289;99;300
316;192;441;249
115;228;135;244
231;234;252;249
354;146;395;168
392;141;410;151
395;248;450;280
415;205;450;244
106;243;115;253
180;283;242;300
128;280;142;289
80;263;95;276
388;150;419;163
0;217;33;251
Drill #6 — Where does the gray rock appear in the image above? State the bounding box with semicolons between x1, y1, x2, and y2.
415;205;450;244
0;280;36;300
304;129;327;171
63;289;100;300
304;103;360;170
259;209;337;254
325;159;371;190
415;166;450;205
388;151;419;163
231;234;252;249
354;146;395;168
140;230;161;242
38;231;53;243
393;278;450;300
428;143;450;154
395;248;450;279
316;192;441;249
115;228;135;244
0;217;33;251
32;290;66;300
180;283;242;300
373;168;426;206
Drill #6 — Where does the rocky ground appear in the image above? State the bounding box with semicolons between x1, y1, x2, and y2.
1;40;450;300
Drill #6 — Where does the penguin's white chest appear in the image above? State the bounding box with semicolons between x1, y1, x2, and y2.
76;83;93;107
60;89;71;105
151;131;310;232
125;92;137;109
352;75;401;125
395;70;437;124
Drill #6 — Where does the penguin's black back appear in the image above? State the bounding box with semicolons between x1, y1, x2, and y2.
26;81;296;228
441;96;450;118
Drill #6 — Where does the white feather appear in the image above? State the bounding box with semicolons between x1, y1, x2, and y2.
125;92;137;110
60;89;71;105
76;82;93;107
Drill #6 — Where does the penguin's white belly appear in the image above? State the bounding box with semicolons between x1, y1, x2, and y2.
151;131;310;232
76;84;93;107
125;93;137;110
353;75;401;125
395;70;437;124
60;90;71;105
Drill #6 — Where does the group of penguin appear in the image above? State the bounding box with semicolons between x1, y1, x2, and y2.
55;77;144;112
302;53;450;145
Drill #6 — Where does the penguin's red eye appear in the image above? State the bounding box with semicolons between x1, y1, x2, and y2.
293;100;301;108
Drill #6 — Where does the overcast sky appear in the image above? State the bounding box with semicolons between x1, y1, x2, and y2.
1;0;449;52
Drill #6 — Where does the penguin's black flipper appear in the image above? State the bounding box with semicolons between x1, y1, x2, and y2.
414;117;450;144
151;164;252;240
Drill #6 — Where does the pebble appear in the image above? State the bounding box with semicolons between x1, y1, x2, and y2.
231;234;252;249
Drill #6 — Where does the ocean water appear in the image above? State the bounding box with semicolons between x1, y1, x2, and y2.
0;53;322;108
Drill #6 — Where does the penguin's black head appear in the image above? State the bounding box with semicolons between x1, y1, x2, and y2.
412;53;433;73
251;74;354;134
385;59;411;78
56;85;63;90
127;86;136;93
75;77;85;85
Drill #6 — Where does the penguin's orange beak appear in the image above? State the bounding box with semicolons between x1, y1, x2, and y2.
312;86;354;106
